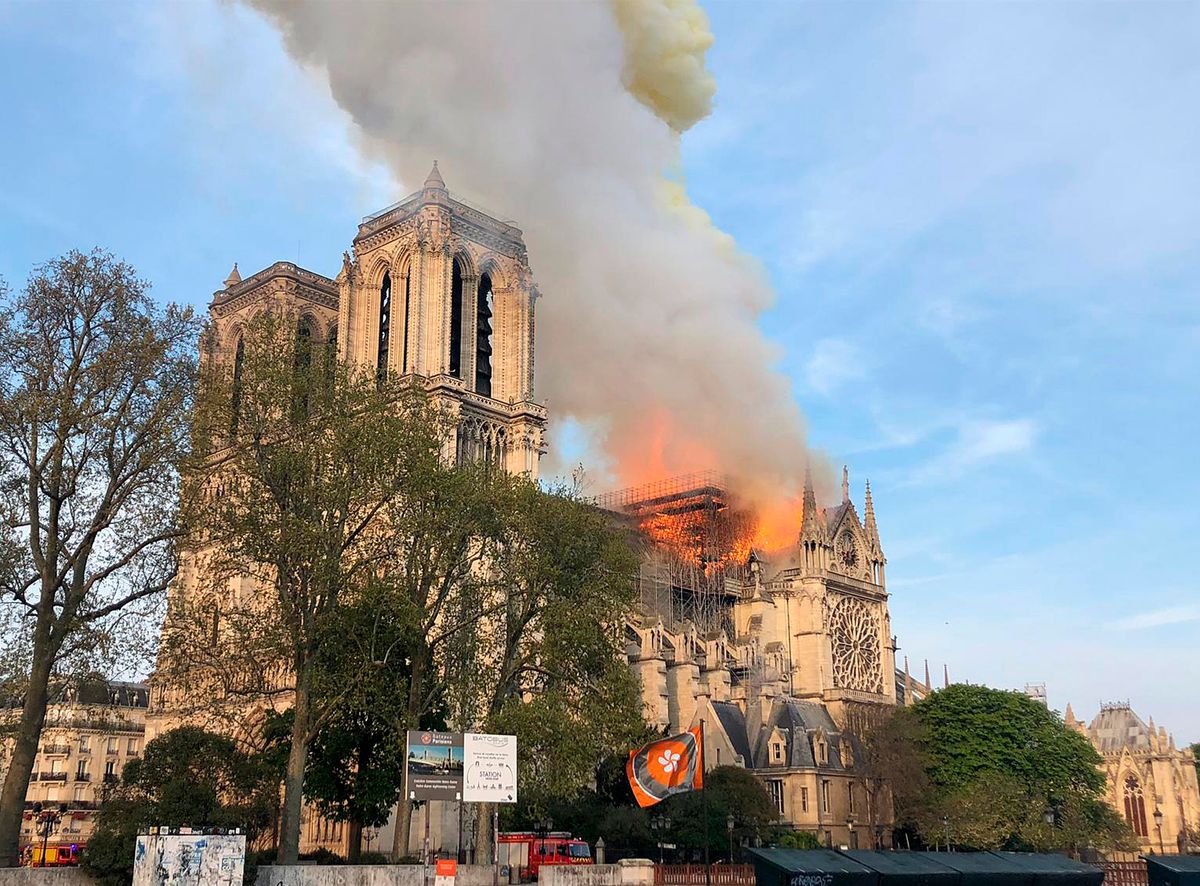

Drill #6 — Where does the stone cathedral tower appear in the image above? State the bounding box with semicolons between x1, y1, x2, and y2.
337;162;545;474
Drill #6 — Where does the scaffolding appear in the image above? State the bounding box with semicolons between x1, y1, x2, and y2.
596;473;756;637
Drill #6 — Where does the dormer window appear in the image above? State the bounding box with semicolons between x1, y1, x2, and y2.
772;742;784;763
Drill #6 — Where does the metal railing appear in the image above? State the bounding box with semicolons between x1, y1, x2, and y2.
655;865;756;886
1102;860;1149;886
39;772;68;781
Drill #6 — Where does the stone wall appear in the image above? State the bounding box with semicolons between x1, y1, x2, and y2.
256;864;501;886
255;862;658;886
0;871;93;886
541;860;655;886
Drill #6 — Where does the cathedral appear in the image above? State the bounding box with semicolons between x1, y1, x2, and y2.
148;164;908;854
605;468;903;849
1066;702;1199;854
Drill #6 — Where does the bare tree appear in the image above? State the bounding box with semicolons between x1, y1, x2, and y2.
0;250;198;867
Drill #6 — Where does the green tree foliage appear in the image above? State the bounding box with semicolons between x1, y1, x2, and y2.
171;311;447;863
301;583;447;862
0;251;198;867
880;684;1136;852
83;727;277;886
775;831;823;850
657;766;779;859
452;478;648;855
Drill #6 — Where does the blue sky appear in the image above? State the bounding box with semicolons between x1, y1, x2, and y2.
1;1;1197;740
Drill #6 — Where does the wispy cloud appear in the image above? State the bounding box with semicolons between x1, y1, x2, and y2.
803;337;869;396
903;417;1038;485
1109;604;1200;631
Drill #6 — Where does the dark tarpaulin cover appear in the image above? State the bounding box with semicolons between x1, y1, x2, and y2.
1146;855;1200;886
920;851;1035;886
747;848;878;886
988;852;1103;886
840;850;961;886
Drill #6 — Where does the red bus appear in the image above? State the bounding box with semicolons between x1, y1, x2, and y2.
498;831;592;881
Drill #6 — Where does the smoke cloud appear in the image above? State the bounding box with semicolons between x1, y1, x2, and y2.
243;0;814;518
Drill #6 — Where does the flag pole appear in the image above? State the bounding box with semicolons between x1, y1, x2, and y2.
700;718;710;886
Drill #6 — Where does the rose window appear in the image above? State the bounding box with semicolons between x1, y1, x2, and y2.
829;597;882;693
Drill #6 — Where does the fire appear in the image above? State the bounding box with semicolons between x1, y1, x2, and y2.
749;494;804;555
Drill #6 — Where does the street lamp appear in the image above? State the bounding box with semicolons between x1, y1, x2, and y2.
1153;808;1164;855
942;815;950;852
726;815;736;863
651;815;671;864
31;802;67;867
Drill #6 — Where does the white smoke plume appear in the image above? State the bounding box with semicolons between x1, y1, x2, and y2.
243;0;814;523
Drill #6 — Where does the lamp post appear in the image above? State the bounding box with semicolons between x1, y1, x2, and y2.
942;815;950;852
536;818;554;863
726;815;735;863
651;814;671;864
1153;808;1164;855
32;802;67;867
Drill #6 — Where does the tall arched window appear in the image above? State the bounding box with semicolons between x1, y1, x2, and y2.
325;323;338;388
230;335;245;433
1124;775;1148;837
293;319;313;420
449;259;464;378
377;272;392;382
475;273;494;397
401;271;411;374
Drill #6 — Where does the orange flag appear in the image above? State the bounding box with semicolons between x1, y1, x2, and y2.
626;726;704;808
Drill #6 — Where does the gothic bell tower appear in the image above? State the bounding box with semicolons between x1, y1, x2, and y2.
338;162;546;476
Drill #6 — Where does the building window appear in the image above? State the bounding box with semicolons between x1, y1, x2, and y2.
849;830;859;850
801;787;809;812
1123;775;1148;837
449;260;464;378
377;272;392;381
821;780;831;814
46;787;58;803
767;780;785;817
78;736;89;753
231;336;245;433
772;742;783;763
292;319;313;420
847;783;856;814
127;739;139;755
75;762;87;780
475;273;493;396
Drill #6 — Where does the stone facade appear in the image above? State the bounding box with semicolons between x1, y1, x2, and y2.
614;469;901;848
1066;702;1200;854
0;681;147;856
146;164;547;857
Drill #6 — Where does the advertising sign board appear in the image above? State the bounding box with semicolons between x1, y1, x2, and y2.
463;732;517;803
132;830;245;886
405;730;517;803
406;730;465;800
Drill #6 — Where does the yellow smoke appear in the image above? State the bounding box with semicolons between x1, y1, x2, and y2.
611;0;717;133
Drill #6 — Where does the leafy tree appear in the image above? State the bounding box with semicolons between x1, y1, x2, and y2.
0;251;198;867
862;706;929;842
448;478;647;858
886;684;1135;852
657;765;778;860
168;310;449;864
775;831;822;850
83;727;277;885
302;584;447;862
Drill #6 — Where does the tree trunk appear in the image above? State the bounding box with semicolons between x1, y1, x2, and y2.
347;818;364;863
278;661;313;865
392;643;428;859
0;627;54;867
477;801;495;865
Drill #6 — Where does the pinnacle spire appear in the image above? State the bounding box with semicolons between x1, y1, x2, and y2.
863;479;882;555
943;663;950;688
424;160;446;191
1065;702;1076;725
924;659;931;688
799;464;825;543
224;262;241;288
842;465;850;504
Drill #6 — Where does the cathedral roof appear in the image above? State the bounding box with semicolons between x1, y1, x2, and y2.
711;700;753;765
1087;703;1153;752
